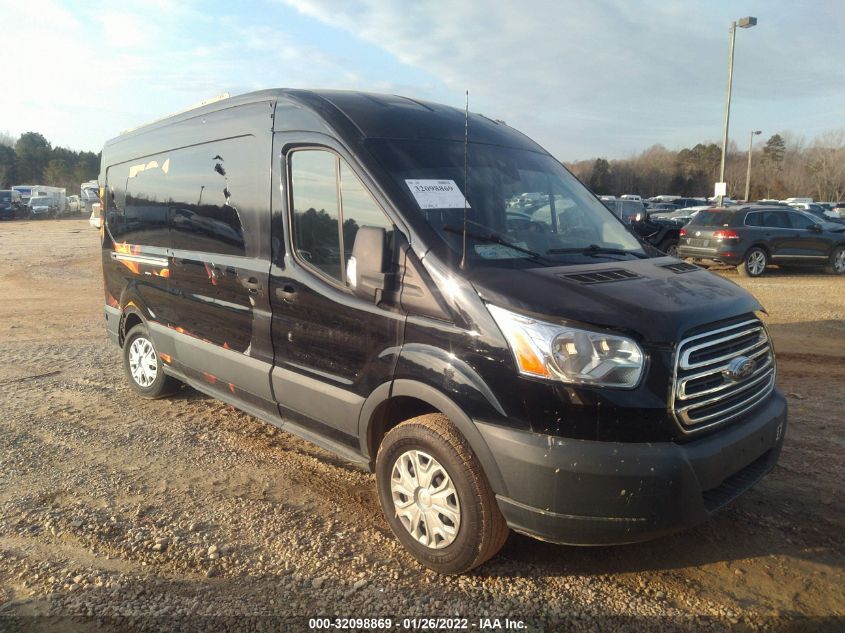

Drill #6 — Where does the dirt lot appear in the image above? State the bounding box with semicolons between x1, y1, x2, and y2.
0;218;843;632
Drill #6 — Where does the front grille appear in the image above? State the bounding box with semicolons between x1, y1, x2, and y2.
672;319;775;433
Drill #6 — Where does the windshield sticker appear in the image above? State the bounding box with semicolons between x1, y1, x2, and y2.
474;244;530;259
405;179;471;209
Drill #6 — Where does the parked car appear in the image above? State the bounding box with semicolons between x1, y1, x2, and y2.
678;205;845;276
832;202;845;218
600;198;681;255
100;89;787;574
787;201;842;222
647;202;680;213
0;189;23;220
650;205;708;226
27;196;58;218
673;197;706;209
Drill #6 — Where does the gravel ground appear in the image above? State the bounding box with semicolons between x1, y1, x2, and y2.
0;218;843;632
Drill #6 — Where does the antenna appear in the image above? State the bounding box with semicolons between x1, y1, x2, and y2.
460;90;469;270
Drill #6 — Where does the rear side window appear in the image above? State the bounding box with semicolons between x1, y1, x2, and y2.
761;211;790;229
105;138;250;255
123;158;171;248
745;212;762;227
691;211;735;227
168;142;247;256
290;149;393;286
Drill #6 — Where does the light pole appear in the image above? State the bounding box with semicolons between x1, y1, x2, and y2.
717;16;758;206
744;130;762;202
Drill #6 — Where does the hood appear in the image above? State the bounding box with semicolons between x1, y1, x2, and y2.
468;257;762;344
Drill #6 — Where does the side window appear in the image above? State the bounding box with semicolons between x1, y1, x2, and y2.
105;163;131;242
788;212;815;230
762;211;789;229
169;142;246;256
339;161;393;264
290;149;393;286
290;150;343;281
123;159;170;247
745;212;762;227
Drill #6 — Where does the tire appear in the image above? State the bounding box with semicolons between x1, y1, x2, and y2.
658;238;679;257
375;413;509;574
123;324;181;399
738;247;768;277
825;246;845;275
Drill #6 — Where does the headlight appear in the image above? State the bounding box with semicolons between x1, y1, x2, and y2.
487;304;644;388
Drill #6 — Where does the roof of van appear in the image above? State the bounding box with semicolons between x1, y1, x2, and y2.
103;88;546;155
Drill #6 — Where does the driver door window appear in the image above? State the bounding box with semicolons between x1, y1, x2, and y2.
289;149;393;286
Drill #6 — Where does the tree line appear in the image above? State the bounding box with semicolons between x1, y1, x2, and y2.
566;130;845;202
3;128;843;203
0;131;100;193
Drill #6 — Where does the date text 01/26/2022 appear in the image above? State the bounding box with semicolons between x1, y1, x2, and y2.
308;617;527;630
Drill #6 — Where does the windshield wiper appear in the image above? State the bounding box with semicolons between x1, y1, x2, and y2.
546;244;649;259
442;225;546;260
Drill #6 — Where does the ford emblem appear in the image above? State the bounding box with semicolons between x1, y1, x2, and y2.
724;356;757;381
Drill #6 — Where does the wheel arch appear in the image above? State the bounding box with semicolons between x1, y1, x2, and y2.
744;242;771;259
358;379;509;496
119;304;146;347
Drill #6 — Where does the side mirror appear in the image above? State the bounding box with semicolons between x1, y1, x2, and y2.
808;223;822;232
348;226;393;302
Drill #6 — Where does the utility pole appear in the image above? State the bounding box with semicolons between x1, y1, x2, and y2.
717;17;757;206
744;130;762;202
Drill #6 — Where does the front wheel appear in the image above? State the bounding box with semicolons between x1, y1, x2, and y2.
738;247;768;277
375;414;509;574
825;246;845;275
123;324;181;398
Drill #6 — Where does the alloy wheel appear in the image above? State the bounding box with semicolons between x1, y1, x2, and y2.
834;249;845;273
390;449;461;549
747;250;766;275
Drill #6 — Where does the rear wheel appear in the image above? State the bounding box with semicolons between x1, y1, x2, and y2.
375;413;509;574
826;246;845;275
123;324;181;398
738;247;768;277
658;238;679;257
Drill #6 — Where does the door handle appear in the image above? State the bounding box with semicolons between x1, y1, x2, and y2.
275;285;297;302
241;276;262;293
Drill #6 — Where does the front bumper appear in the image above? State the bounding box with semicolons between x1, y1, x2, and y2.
477;389;787;545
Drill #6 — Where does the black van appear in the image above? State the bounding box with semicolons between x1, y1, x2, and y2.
100;90;787;574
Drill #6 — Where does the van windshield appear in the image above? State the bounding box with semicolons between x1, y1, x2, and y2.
367;139;644;265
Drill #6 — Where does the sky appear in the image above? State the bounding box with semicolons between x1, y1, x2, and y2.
1;0;843;161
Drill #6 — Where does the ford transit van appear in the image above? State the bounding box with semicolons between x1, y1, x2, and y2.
99;90;787;574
